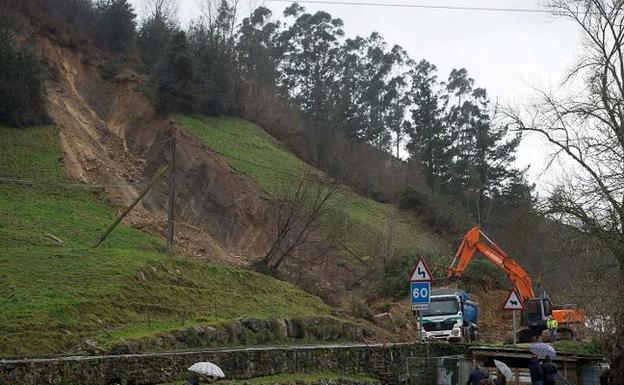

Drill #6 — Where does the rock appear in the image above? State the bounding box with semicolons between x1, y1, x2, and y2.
242;318;270;333
76;339;103;355
214;328;229;344
135;271;146;281
270;318;289;338
285;319;302;338
228;321;244;342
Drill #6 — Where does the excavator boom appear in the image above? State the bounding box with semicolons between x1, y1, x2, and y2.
448;226;585;341
448;226;535;301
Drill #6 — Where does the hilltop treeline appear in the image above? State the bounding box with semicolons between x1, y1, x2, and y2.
10;0;535;235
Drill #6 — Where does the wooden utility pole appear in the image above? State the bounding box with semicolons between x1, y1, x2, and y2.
94;166;169;248
166;137;176;254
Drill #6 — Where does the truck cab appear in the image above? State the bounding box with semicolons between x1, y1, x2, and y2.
419;289;478;343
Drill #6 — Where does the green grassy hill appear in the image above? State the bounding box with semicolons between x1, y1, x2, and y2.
0;125;329;356
178;116;448;265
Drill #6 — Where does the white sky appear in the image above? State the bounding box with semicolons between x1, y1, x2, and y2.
130;0;586;191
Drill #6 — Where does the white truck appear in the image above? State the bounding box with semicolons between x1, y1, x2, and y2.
419;288;479;343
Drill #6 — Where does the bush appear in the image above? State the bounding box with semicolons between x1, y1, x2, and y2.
150;31;195;114
0;37;48;127
379;252;443;299
94;0;137;52
398;186;470;238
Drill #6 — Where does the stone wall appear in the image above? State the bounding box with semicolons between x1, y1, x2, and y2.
107;317;368;355
0;343;465;385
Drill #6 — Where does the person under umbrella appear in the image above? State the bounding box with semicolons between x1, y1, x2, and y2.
541;356;558;385
186;372;200;385
466;364;485;385
528;355;544;385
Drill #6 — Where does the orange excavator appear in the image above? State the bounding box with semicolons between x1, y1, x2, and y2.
447;226;585;342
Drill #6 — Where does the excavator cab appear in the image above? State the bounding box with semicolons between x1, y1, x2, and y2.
523;297;552;327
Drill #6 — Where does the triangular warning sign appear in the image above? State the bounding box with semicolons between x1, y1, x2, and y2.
503;290;524;311
409;256;434;282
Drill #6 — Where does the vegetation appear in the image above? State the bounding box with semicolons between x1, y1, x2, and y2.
178;116;447;263
0;36;48;127
507;1;624;378
0;125;329;356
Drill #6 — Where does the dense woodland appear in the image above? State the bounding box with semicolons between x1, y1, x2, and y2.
1;0;534;234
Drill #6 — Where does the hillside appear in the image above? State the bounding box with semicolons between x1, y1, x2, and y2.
0;9;449;356
0;125;330;356
179;115;444;257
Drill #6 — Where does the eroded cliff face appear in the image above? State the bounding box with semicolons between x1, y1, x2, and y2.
38;36;276;265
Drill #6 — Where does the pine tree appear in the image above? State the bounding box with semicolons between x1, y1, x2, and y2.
150;31;195;113
407;60;452;189
138;5;178;69
94;0;137;52
0;37;48;127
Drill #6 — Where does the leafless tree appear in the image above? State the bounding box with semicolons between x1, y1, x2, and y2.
142;0;177;21
262;173;341;270
507;1;624;380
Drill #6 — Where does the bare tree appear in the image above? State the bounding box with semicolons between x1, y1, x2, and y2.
261;173;341;270
142;0;177;21
507;1;624;380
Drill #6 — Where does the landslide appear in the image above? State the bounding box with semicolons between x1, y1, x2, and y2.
24;19;449;303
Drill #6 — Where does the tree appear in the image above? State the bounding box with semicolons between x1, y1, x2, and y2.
236;6;280;117
0;36;48;127
406;60;452;189
188;0;238;115
150;31;195;113
137;0;178;69
261;173;340;271
507;1;624;381
278;4;344;124
94;0;137;52
443;69;523;223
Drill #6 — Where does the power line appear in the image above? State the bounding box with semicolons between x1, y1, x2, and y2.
178;137;354;194
0;176;145;189
178;137;322;181
265;0;554;14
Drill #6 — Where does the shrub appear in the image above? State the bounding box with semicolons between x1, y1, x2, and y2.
0;36;48;127
150;31;195;114
379;252;443;299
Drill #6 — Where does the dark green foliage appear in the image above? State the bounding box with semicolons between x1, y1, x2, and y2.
278;5;344;124
138;10;177;69
0;37;48;127
379;253;442;299
94;0;137;52
237;7;280;86
406;60;452;189
150;31;195;113
187;0;238;116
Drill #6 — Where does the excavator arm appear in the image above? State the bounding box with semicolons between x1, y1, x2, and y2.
447;226;536;302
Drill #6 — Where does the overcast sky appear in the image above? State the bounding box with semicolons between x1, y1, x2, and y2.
129;0;585;191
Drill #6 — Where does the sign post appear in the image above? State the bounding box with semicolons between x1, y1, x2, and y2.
503;289;524;346
409;256;434;343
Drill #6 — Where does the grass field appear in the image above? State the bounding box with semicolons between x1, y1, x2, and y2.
178;116;448;266
0;125;329;356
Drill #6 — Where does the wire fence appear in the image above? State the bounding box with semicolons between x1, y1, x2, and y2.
407;356;474;385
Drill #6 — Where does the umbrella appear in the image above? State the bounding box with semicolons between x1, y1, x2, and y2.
494;359;513;381
529;342;557;358
188;362;225;379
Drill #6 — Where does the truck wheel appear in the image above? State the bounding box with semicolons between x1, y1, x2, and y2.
471;329;479;343
517;328;535;343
